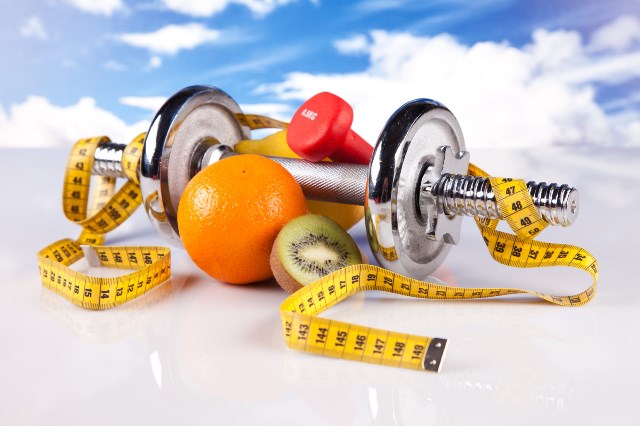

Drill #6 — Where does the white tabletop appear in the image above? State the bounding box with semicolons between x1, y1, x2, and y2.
1;146;637;425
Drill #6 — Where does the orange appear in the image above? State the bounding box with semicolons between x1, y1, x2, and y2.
178;154;307;284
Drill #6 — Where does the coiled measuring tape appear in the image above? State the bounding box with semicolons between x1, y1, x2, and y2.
37;115;288;309
38;115;597;372
280;164;597;372
38;133;171;309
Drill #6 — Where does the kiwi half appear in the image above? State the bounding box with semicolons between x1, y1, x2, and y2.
270;214;362;293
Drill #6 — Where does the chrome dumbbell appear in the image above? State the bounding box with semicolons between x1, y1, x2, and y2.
89;85;579;279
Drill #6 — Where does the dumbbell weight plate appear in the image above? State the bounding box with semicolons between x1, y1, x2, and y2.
140;85;251;246
366;99;467;278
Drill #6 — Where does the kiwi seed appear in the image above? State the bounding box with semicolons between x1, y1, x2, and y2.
270;214;362;294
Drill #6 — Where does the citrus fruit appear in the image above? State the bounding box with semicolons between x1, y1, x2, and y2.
177;154;307;284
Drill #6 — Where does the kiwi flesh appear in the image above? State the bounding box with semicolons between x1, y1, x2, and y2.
271;214;362;293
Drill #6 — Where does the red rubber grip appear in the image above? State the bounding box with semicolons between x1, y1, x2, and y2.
287;92;373;165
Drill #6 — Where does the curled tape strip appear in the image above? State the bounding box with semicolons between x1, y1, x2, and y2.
38;239;171;310
40;134;172;307
280;164;597;372
235;113;288;130
62;134;145;245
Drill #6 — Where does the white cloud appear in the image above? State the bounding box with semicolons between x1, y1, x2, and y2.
162;0;295;17
526;28;584;71
553;50;640;85
589;15;640;52
119;23;221;55
334;34;370;55
20;16;48;41
120;96;167;112
527;28;640;84
0;95;293;149
64;0;124;16
260;20;640;148
0;97;149;148
610;111;640;146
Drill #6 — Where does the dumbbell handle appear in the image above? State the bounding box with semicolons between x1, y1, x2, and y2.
266;157;578;226
92;141;128;177
267;157;367;205
91;140;368;204
92;140;577;226
431;174;579;226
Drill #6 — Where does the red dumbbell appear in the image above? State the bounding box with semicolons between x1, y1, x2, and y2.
287;92;374;165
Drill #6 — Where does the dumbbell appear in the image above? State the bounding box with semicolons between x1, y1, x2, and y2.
90;85;579;279
287;92;373;164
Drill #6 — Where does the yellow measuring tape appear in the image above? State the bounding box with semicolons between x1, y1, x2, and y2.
38;239;171;310
37;114;287;309
235;113;288;130
62;134;143;245
38;133;171;309
279;164;597;372
38;114;597;372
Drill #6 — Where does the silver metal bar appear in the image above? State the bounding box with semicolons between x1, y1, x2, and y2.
431;174;579;226
268;157;367;205
92;141;127;178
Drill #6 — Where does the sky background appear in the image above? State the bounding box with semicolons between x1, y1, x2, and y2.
1;0;639;149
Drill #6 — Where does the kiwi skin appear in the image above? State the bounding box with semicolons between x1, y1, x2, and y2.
270;235;304;294
270;214;363;294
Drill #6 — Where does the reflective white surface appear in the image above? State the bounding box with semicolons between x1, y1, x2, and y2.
1;147;637;425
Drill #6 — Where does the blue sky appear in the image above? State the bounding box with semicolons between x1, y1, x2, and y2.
1;0;639;148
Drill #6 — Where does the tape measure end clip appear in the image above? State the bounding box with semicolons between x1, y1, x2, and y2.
423;338;447;373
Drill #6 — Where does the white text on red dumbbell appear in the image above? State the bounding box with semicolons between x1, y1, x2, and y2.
300;109;318;120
